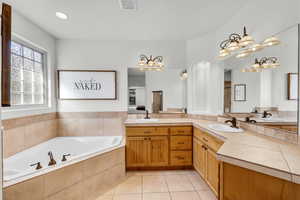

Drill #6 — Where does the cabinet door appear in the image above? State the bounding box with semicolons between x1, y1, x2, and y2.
149;136;169;166
126;137;149;167
194;138;207;179
206;148;220;196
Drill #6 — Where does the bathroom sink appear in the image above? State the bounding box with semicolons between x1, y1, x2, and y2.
135;118;159;123
208;124;244;133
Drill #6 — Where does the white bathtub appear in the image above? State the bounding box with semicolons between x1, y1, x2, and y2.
4;136;124;187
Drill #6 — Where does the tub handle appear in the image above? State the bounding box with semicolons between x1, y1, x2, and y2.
30;162;43;170
62;154;71;162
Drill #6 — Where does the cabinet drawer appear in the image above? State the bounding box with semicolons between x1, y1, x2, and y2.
126;127;169;136
194;128;223;152
170;126;193;136
170;136;192;150
170;151;192;166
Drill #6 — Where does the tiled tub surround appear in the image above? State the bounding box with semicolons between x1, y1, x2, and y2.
4;147;126;200
124;118;300;185
3;112;127;158
57;112;127;137
3;113;58;158
4;136;124;186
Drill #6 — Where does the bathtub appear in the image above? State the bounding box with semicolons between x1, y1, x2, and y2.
4;136;124;187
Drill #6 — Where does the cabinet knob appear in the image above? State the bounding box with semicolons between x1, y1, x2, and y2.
144;131;151;134
178;142;184;144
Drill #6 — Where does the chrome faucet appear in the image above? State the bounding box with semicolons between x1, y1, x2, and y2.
48;151;57;166
225;117;238;128
144;109;150;119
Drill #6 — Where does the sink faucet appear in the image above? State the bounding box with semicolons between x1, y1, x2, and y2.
144;109;150;119
245;117;257;123
48;151;57;166
225;117;238;128
262;111;272;118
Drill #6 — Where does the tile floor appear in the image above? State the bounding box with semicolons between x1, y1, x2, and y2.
96;170;217;200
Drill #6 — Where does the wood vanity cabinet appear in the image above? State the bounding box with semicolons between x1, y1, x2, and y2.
220;162;300;200
193;127;224;197
126;126;193;169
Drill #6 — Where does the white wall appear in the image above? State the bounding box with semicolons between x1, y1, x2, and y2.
145;69;186;112
56;40;186;112
2;10;57;119
128;75;145;87
186;0;300;114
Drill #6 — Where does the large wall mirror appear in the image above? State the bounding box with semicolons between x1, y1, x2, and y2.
223;24;299;135
128;68;187;116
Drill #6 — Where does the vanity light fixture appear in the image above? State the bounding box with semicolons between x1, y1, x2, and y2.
180;70;188;80
250;43;264;52
138;55;164;71
262;36;281;47
219;26;254;58
236;49;252;58
55;12;68;20
241;68;262;73
251;57;280;69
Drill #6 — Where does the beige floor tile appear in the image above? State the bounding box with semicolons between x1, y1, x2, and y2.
163;170;193;175
187;173;209;191
128;171;166;176
113;194;142;200
95;195;114;200
197;190;217;200
143;193;171;200
143;176;168;193
170;192;201;200
165;174;194;192
115;176;142;194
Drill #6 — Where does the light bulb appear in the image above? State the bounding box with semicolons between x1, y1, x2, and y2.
227;41;240;51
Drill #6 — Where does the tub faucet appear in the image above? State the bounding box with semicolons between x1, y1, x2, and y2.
48;151;57;166
62;153;71;162
225;117;238;128
30;162;42;170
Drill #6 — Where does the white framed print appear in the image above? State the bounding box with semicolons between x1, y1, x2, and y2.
58;70;117;100
287;73;298;100
234;84;246;101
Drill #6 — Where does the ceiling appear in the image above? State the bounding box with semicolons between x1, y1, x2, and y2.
5;0;247;40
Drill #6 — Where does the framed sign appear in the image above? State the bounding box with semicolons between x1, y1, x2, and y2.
58;70;117;100
234;84;246;101
287;73;298;100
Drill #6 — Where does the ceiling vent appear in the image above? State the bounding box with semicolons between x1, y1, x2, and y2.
119;0;137;10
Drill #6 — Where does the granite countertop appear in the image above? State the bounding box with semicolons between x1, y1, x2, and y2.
124;118;300;184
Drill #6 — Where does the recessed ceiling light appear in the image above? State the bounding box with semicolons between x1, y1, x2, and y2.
55;12;68;20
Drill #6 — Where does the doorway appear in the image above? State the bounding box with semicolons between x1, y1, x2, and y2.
224;70;232;113
152;91;163;113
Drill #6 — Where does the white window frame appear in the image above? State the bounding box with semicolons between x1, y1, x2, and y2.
7;36;49;110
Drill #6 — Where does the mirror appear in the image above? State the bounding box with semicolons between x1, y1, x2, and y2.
223;25;299;134
128;68;187;115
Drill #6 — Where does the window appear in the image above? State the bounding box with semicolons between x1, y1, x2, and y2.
10;40;46;106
